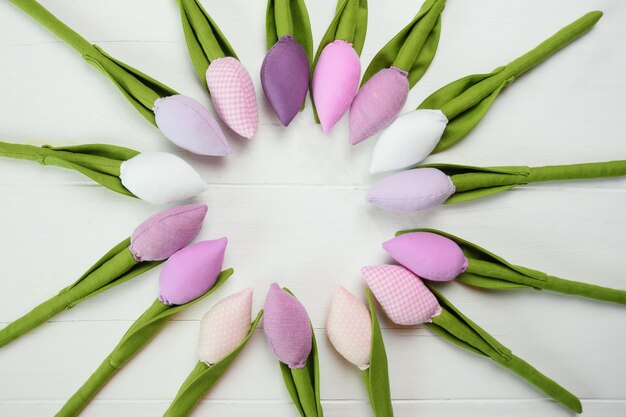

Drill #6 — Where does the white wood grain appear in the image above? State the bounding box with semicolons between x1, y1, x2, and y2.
0;0;625;416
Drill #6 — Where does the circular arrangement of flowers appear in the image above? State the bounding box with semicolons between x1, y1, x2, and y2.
0;1;624;417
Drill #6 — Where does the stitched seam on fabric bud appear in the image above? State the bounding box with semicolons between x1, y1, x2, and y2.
161;98;229;148
130;205;205;244
368;187;453;202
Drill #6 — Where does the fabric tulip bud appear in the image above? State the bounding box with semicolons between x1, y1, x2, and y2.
119;151;208;204
261;36;311;126
349;67;409;145
263;283;312;368
366;168;455;212
206;57;258;139
153;95;231;156
198;288;254;365
130;203;208;262
383;232;468;281
363;264;441;325
326;286;371;370
312;40;361;132
369;109;448;173
159;237;228;305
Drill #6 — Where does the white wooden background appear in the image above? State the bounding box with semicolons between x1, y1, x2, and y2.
0;0;625;416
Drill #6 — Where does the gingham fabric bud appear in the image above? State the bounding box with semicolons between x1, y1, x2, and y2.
362;264;441;325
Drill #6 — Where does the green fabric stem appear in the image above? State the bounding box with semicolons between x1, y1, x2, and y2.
0;141;140;197
278;289;323;417
0;239;161;349
425;286;582;413
163;311;263;417
55;269;234;417
419;161;626;205
361;289;394;417
397;228;626;305
361;0;444;87
177;0;238;89
266;0;313;63
9;0;177;125
418;11;602;153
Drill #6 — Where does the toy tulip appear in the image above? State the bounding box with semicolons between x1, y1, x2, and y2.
327;287;394;417
312;0;368;132
363;264;582;413
367;161;626;212
263;284;323;417
163;289;263;417
55;238;232;417
0;142;209;204
386;230;626;305
350;0;445;144
176;0;258;139
370;11;602;172
0;204;208;349
8;0;230;156
262;0;313;126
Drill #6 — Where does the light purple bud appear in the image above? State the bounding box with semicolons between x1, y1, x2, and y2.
366;168;455;212
158;237;228;305
349;67;409;145
261;36;310;126
383;232;468;282
312;40;361;133
130;204;208;261
153;95;231;156
263;283;312;368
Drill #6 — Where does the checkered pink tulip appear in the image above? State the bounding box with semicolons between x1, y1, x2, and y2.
327;286;372;370
206;57;259;139
198;288;253;365
263;283;312;369
312;40;361;132
363;265;441;325
383;232;468;282
158;237;228;305
366;168;455;212
130;203;208;262
349;67;409;145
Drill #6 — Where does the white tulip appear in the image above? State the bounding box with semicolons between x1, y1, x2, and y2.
369;109;448;174
120;152;208;204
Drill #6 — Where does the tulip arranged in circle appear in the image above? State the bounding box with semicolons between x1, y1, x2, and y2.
363;264;582;413
56;239;233;417
388;229;626;305
163;289;263;417
0;204;208;349
369;11;603;172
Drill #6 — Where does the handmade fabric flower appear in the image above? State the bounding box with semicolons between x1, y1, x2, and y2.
263;284;323;417
176;0;258;139
363;264;582;413
369;11;603;172
327;287;394;417
385;230;626;305
55;240;233;417
163;289;263;417
311;0;368;132
0;204;207;349
349;0;445;144
367;161;626;212
0;142;208;204
262;0;313;126
9;0;230;156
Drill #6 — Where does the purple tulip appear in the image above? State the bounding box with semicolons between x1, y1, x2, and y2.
349;67;409;145
158;237;228;305
153;95;231;156
263;283;312;368
312;40;361;132
261;36;310;126
130;204;208;262
366;168;455;212
383;232;468;282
